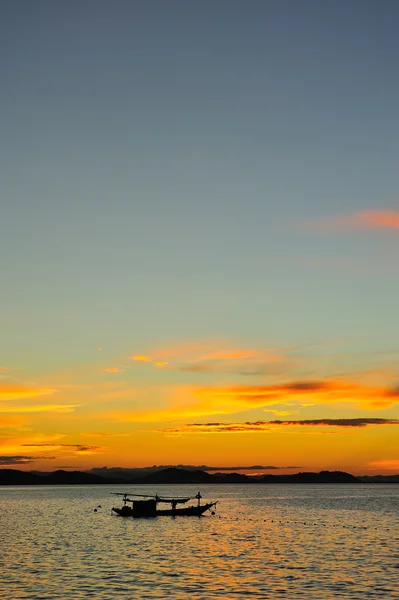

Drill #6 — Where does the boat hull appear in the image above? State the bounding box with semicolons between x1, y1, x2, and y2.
112;501;217;518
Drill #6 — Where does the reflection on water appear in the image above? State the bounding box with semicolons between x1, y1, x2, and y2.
0;484;398;598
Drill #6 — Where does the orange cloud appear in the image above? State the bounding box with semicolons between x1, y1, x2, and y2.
195;380;399;411
0;404;78;413
199;349;275;361
100;377;399;423
22;443;103;454
0;455;54;465
0;433;65;445
263;409;299;416
306;210;399;231
0;384;58;401
0;433;104;465
156;418;399;435
129;340;287;376
103;367;124;374
0;367;9;372
157;341;281;363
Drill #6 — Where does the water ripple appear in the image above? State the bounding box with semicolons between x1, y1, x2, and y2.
0;484;398;598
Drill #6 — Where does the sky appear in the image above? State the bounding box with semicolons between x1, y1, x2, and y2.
1;0;399;475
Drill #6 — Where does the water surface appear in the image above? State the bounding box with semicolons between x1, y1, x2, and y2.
1;484;398;598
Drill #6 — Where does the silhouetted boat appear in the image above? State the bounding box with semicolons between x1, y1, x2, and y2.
111;492;217;517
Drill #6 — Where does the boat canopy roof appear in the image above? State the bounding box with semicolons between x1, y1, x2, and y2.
156;497;191;504
111;492;192;504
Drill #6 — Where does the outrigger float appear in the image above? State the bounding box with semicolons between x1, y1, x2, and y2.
111;492;218;518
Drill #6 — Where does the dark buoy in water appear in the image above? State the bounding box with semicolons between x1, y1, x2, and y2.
94;508;97;512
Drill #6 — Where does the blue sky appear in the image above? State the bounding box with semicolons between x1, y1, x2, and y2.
2;0;398;356
1;1;399;472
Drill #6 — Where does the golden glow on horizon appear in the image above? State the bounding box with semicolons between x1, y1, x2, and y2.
367;459;399;471
0;338;398;474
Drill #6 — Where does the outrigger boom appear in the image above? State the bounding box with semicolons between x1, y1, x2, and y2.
111;492;218;518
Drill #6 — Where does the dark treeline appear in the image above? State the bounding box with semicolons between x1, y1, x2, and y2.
0;467;398;485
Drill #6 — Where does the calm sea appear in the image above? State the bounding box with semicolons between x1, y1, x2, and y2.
0;484;398;599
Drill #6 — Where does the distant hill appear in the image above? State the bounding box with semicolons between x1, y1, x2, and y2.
0;469;43;485
358;474;399;483
87;465;272;480
88;466;195;481
133;467;214;484
0;467;397;486
0;469;124;486
258;470;360;484
46;470;124;485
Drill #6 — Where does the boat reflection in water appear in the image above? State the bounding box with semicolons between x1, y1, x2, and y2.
111;492;218;518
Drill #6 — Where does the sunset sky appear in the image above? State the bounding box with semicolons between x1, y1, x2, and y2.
1;1;399;475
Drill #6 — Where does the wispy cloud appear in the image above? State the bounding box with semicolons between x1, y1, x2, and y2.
21;443;102;453
0;430;104;466
263;409;299;416
0;383;58;401
103;367;124;374
178;362;287;376
268;418;399;427
157;418;399;435
102;377;399;423
81;432;130;438
0;455;55;465
190;380;399;413
305;210;399;231
129;340;290;376
0;404;78;413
